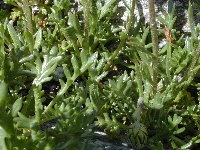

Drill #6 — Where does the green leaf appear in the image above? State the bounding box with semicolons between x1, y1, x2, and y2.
173;127;185;134
195;139;200;144
50;46;58;56
96;71;108;82
154;141;164;150
45;55;62;69
167;0;174;14
62;65;71;79
14;112;36;129
168;114;182;129
0;127;9;150
180;141;192;149
7;22;21;48
159;7;168;19
141;26;150;44
50;6;61;22
80;49;88;64
188;1;197;40
52;24;58;37
117;74;123;90
33;54;62;86
80;52;98;73
71;55;80;79
59;79;65;89
22;0;33;35
126;37;155;58
157;15;166;25
96;58;105;72
123;80;132;95
20;87;34;116
19;54;34;64
135;63;143;96
68;12;81;32
150;93;164;109
24;30;34;53
89;5;98;34
0;81;8;108
171;47;191;75
34;51;42;73
12;98;23;117
99;0;117;19
34;28;42;49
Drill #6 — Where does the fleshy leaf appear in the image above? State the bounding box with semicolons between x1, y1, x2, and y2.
168;114;182;129
7;22;21;48
99;0;117;19
34;28;42;50
80;52;98;73
149;93;164;109
14;112;36;129
12;98;23;117
24;30;34;53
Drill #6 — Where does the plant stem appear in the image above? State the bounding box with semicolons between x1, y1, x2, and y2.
33;85;43;123
148;0;159;92
103;32;126;72
125;0;136;35
166;43;172;81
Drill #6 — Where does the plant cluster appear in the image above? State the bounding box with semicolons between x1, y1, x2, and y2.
0;0;200;149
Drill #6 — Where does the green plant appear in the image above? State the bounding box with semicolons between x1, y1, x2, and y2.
0;0;200;149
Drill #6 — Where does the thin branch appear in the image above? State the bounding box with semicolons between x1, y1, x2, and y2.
148;0;159;92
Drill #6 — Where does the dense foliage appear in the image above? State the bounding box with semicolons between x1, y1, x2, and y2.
0;0;200;149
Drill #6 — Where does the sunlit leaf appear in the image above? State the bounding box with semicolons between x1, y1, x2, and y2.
7;22;21;48
12;98;23;117
24;30;34;53
80;52;98;73
99;0;117;19
34;28;42;50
